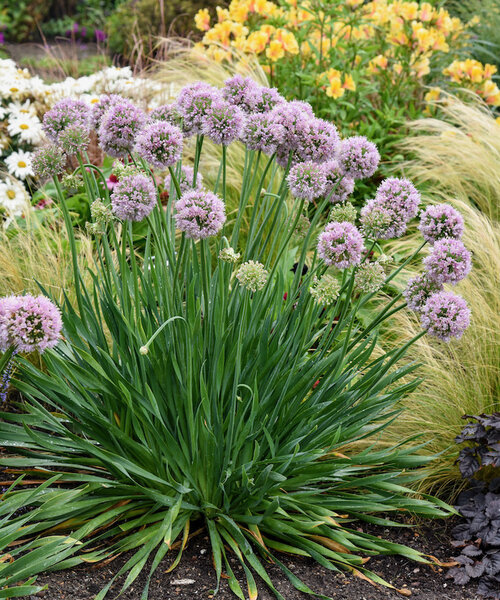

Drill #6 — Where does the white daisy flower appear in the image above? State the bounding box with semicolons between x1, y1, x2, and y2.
4;150;34;180
0;178;30;217
7;99;37;119
7;115;43;144
0;77;28;100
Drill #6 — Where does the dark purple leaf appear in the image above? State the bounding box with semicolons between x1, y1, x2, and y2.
485;552;500;575
462;544;482;557
465;560;485;578
452;522;472;541
448;566;471;585
477;575;500;599
458;447;480;478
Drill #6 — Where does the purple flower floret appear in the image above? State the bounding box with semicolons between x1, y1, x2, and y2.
317;221;364;269
375;178;421;223
418;203;465;244
287;161;327;201
241;113;285;154
300;118;339;164
323;160;355;203
174;189;226;239
0;294;62;353
149;103;180;125
201;99;245;145
59;124;90;155
89;94;121;130
421;291;471;342
175;82;222;137
165;165;203;195
360;200;393;239
111;174;156;221
338;136;380;180
423;238;472;285
99;100;146;158
270;101;314;164
222;75;261;113
31;144;66;182
42;98;90;142
254;86;285;113
134;121;183;169
403;274;444;312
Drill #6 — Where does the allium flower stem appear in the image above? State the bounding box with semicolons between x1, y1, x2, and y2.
53;176;85;321
199;239;211;312
81;162;111;203
266;198;306;281
192;135;204;187
384;240;427;289
240;153;275;253
291;196;330;297
167;167;183;199
139;316;186;355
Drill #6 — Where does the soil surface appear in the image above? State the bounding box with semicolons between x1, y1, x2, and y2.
33;519;480;600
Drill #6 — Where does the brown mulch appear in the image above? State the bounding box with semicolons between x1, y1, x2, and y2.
32;519;480;600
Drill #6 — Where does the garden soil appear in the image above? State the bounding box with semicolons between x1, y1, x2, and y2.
33;519;480;600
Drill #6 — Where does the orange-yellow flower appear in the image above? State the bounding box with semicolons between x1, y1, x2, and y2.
246;30;269;54
367;54;388;74
342;73;356;91
194;8;211;32
266;40;285;62
326;79;345;99
275;29;299;54
419;2;434;22
424;87;441;103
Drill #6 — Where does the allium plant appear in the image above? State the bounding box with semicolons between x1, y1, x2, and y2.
0;81;473;599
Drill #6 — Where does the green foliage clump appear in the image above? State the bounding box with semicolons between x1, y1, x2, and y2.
0;0;50;42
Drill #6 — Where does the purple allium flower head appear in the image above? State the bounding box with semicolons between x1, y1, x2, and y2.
241;112;285;154
254;85;285;113
201;99;245;145
403;274;444;312
89;94;122;130
360;199;394;239
354;261;386;293
149;103;181;126
423;238;472;285
175;81;223;136
99;100;146;158
375;178;421;222
270;101;315;165
323;160;355;203
0;294;62;353
58;124;90;155
418;203;465;244
287;161;327;201
174;189;226;239
421;291;471;342
338;136;380;180
298;118;340;164
134;121;183;169
317;221;364;269
165;165;203;195
111;174;156;221
31;144;66;182
222;75;261;113
42;98;90;142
